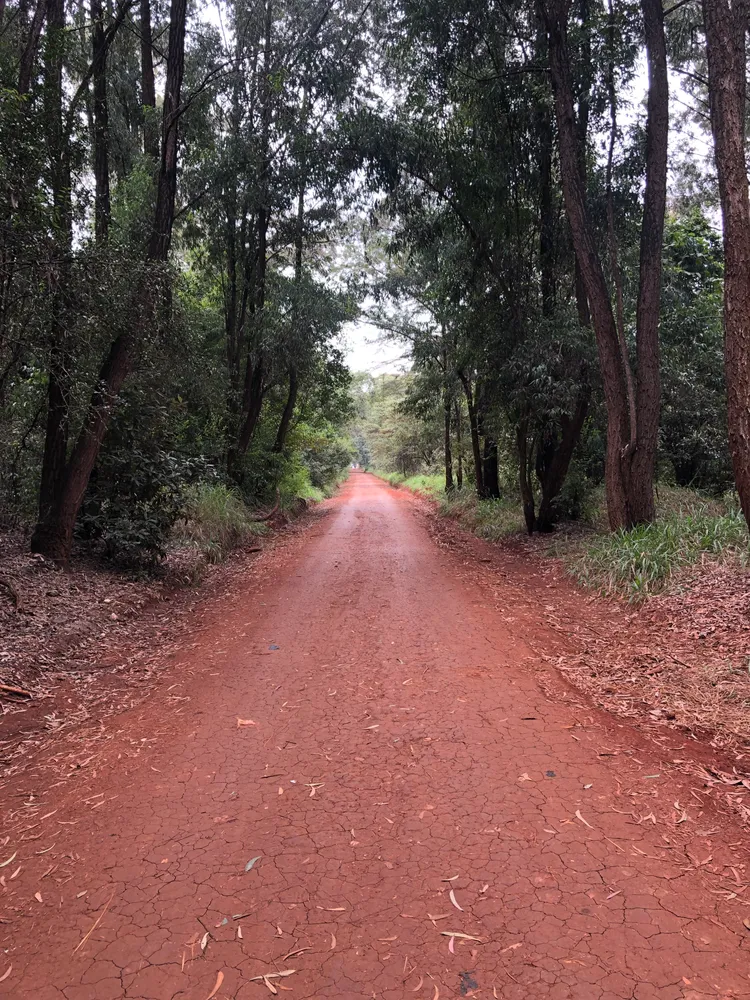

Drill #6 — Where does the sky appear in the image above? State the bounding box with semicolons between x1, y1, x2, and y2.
338;318;409;375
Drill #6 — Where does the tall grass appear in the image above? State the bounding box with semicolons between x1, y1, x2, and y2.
177;482;268;563
568;501;748;600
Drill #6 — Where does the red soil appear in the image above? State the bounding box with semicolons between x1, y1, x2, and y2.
1;472;748;999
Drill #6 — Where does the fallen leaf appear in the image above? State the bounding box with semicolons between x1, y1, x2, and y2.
34;892;43;903
237;719;256;727
449;889;463;911
329;933;336;950
205;971;224;1000
502;942;522;953
237;926;243;940
248;971;296;983
743;917;750;932
432;984;440;1000
245;856;261;872
73;890;115;955
440;931;483;941
411;976;424;991
200;932;210;951
0;852;17;868
575;810;593;829
0;965;11;983
264;976;278;994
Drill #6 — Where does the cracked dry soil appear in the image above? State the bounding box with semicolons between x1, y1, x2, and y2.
2;472;749;999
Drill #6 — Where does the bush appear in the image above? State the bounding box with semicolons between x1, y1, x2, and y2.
176;482;267;563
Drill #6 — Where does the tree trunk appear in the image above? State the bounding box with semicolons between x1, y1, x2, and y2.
140;0;158;159
273;366;298;454
36;0;72;534
91;0;110;242
235;0;273;461
18;0;46;94
703;0;750;527
483;437;500;499
536;381;590;531
458;371;484;498
517;414;536;534
629;0;668;523
31;0;188;562
455;399;463;488
444;388;453;492
541;0;667;529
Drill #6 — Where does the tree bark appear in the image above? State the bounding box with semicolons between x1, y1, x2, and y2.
536;381;590;530
36;0;72;534
235;0;273;462
273;366;298;454
540;0;667;529
18;0;46;95
629;0;668;523
517;414;536;534
483;437;500;499
458;371;484;498
140;0;158;159
702;0;750;527
91;0;110;243
455;399;463;488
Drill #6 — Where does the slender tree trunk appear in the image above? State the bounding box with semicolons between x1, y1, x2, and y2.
91;0;110;242
483;438;500;498
236;0;273;460
459;371;484;498
703;0;750;527
274;366;298;453
444;393;453;493
36;0;72;534
455;399;463;488
629;0;668;523
536;381;590;530
31;0;188;561
140;0;158;158
517;414;536;533
18;0;46;94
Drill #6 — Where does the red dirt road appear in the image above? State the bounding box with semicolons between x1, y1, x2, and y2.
2;472;749;999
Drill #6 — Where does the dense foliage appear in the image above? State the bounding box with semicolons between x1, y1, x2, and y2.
0;0;747;567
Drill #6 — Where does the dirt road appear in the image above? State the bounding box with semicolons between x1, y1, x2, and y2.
2;473;749;999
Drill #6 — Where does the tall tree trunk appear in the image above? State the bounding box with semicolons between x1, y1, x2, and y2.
236;0;273;461
517;413;536;534
483;438;500;498
443;392;453;493
36;0;72;534
18;0;46;94
536;380;590;530
540;0;667;529
703;0;750;527
140;0;158;159
274;366;298;454
458;371;484;498
91;0;110;242
455;399;463;488
31;0;188;561
629;0;668;523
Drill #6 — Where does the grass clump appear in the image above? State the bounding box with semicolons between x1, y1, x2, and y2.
177;482;267;564
568;500;748;600
439;491;524;540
